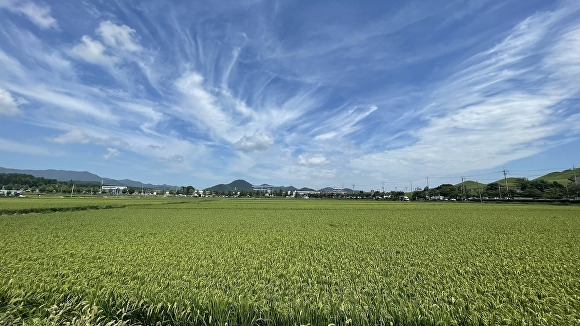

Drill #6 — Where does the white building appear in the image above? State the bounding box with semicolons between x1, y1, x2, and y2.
101;185;127;194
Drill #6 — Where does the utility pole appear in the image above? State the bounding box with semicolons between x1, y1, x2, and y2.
382;181;385;194
502;168;509;193
426;177;429;200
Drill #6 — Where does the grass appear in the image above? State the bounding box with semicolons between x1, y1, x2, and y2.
1;198;579;325
456;180;486;190
535;169;577;185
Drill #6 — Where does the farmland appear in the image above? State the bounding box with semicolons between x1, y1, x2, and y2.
0;198;579;325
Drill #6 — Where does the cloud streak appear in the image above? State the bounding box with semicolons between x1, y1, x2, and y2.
353;4;580;180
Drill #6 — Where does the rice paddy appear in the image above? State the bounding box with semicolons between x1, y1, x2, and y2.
0;198;578;325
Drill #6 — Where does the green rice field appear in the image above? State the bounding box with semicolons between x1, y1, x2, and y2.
0;198;579;325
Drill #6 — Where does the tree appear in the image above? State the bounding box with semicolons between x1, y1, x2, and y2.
485;183;500;198
436;184;458;199
543;187;563;199
568;183;580;198
389;191;404;200
412;189;426;201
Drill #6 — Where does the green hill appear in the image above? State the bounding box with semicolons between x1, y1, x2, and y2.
534;169;577;185
488;177;520;189
456;180;486;190
487;169;578;188
206;179;253;192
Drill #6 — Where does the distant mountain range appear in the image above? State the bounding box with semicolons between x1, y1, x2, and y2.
204;179;356;193
0;167;176;190
205;179;303;193
204;169;579;193
2;167;576;193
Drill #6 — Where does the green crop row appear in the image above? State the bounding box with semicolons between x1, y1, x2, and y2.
1;199;579;325
0;197;188;215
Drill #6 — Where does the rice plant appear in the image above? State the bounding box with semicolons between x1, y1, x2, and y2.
1;199;579;325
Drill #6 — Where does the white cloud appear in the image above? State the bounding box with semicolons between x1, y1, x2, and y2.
69;35;116;67
97;21;142;53
298;153;328;166
104;147;120;160
53;129;90;144
69;21;142;68
0;0;57;30
0;87;19;115
233;132;274;152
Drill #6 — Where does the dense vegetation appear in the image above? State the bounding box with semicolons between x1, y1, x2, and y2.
2;170;579;199
0;173;181;196
1;198;578;325
411;177;580;200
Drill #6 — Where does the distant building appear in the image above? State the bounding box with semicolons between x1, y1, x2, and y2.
296;190;320;196
252;184;275;193
332;188;346;195
0;188;22;196
575;176;580;185
101;185;127;194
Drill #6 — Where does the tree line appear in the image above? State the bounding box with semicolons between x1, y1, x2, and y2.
2;173;579;200
0;173;187;196
410;177;580;200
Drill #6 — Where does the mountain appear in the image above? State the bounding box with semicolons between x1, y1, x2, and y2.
0;167;176;189
206;181;324;193
205;179;253;192
318;187;357;194
0;167;101;182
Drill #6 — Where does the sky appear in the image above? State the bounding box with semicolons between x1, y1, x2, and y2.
0;0;579;191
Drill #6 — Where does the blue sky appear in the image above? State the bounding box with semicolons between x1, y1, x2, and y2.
1;0;579;191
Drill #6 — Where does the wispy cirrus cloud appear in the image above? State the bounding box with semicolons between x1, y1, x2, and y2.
0;0;579;189
0;0;57;30
352;4;580;180
313;105;378;141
